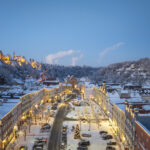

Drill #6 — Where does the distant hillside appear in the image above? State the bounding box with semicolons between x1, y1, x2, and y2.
0;54;150;86
0;61;40;84
92;58;150;85
0;50;98;84
41;64;98;81
0;60;98;85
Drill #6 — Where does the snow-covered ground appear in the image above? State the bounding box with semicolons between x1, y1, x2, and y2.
63;99;120;150
0;99;20;119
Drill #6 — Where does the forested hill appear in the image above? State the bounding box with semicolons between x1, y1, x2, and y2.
92;58;150;85
0;57;150;85
0;61;98;84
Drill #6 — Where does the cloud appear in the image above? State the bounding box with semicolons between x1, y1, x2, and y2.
72;54;83;66
45;50;75;64
99;42;124;63
45;50;83;65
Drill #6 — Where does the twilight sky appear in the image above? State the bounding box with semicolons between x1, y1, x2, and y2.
0;0;150;66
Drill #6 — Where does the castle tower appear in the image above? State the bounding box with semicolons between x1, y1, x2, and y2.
0;50;3;59
102;81;106;91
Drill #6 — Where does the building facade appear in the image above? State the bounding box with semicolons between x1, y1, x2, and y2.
0;86;65;150
135;121;150;150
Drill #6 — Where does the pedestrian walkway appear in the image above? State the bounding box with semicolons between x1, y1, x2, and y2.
91;100;125;150
6;110;54;150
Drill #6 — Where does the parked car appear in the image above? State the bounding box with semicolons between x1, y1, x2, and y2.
77;146;88;150
42;123;51;129
99;131;108;135
33;142;43;148
33;137;46;150
62;134;67;138
81;133;91;137
57;99;61;103
34;137;48;144
40;123;51;132
33;147;43;150
51;105;57;110
62;130;67;143
106;146;116;150
19;145;28;150
62;130;67;135
101;133;108;137
78;140;90;146
62;126;67;132
107;141;116;145
40;128;48;132
63;125;67;129
32;144;43;150
103;135;113;140
53;103;58;107
60;142;65;149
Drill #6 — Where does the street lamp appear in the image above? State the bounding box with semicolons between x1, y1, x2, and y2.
35;104;38;109
77;108;82;130
28;111;32;133
40;104;44;119
35;104;38;120
41;99;44;104
13;125;18;140
23;127;27;141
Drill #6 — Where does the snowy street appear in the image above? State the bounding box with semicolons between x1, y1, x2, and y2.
48;103;68;150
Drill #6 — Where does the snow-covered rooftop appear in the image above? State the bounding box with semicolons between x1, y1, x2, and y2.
108;91;145;110
85;82;96;88
142;105;150;110
61;83;72;86
120;89;129;93
137;117;150;135
138;113;150;117
110;85;122;89
0;99;20;119
124;83;134;86
79;77;86;82
44;84;59;89
13;78;24;84
116;103;125;112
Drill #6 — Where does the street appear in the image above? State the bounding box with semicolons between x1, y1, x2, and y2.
47;103;68;150
47;94;75;150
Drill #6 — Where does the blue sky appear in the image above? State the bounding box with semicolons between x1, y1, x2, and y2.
0;0;150;66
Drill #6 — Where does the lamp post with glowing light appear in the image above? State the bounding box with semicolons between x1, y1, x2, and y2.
28;110;32;133
21;115;26;125
40;99;44;119
13;125;18;139
77;108;82;130
34;104;38;124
